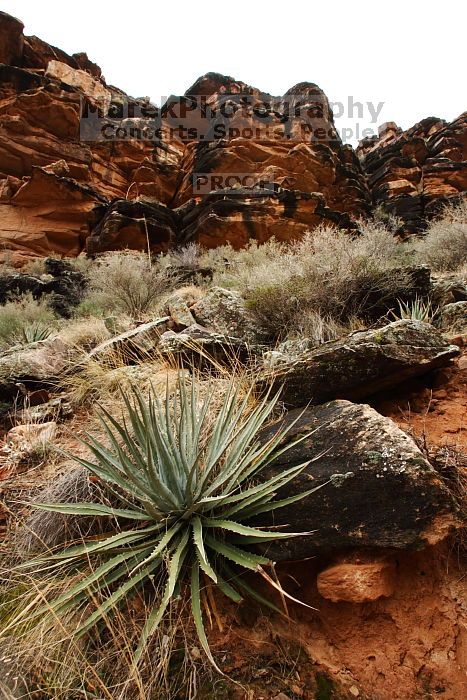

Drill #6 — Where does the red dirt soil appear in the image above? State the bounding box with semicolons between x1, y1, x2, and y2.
210;544;466;700
372;350;466;450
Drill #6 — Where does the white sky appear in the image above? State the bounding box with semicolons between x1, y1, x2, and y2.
4;0;466;144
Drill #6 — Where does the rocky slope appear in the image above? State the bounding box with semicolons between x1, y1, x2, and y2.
1;11;465;265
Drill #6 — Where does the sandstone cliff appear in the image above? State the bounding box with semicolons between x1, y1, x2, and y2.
0;10;465;265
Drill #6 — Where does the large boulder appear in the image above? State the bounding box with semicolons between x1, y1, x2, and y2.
255;400;458;561
258;319;459;407
0;337;71;400
191;287;267;344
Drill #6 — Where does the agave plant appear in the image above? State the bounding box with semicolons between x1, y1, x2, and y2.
22;376;321;668
394;296;437;323
17;322;52;345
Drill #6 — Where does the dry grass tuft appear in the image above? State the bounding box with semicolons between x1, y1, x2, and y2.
57;317;112;352
216;224;410;340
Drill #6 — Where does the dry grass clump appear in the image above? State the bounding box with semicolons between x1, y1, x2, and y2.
289;310;365;347
57;317;112;352
0;294;57;350
65;351;175;405
413;201;467;272
80;251;180;319
0;575;197;700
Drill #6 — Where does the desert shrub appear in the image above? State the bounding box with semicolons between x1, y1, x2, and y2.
0;294;56;349
162;242;203;270
80;251;180;318
413;201;467;271
13;376;318;669
225;225;409;340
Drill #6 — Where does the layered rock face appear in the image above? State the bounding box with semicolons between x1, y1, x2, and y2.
0;11;465;263
0;13;372;262
357;115;467;231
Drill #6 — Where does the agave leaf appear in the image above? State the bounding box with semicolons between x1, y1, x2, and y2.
38;548;152;621
223;419;325;495
76;557;163;637
201;395;277;497
32;524;161;562
93;405;176;506
220;562;282;614
190;560;221;672
130;388;184;501
205;535;271;570
195;384;253;496
129;520;183;575
85;432;161;505
203;518;307;540
192;516;217;583
237;481;330;520
31;502;150;520
215;569;243;604
135;529;190;663
197;461;309;512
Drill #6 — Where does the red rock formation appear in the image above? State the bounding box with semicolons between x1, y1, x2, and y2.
0;15;371;261
0;11;465;261
357;114;467;231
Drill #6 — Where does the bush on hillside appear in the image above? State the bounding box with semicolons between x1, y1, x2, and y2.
412;201;467;272
79;251;180;318
0;294;56;350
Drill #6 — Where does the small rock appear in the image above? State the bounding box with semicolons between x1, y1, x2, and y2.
317;560;396;603
7;421;57;450
434;389;448;400
18;397;73;424
349;686;360;697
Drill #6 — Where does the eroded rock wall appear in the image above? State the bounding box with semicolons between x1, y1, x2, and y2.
357;115;467;231
0;11;465;264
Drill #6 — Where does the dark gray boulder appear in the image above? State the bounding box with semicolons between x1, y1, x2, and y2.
258;319;459;408
191;287;269;344
255;400;458;561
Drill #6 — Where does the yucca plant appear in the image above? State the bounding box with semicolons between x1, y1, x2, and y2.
17;376;322;669
394;296;437;323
